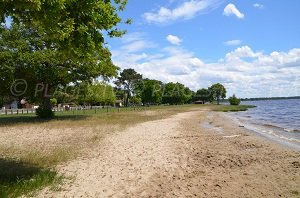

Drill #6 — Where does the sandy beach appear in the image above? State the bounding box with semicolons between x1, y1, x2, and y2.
34;109;300;197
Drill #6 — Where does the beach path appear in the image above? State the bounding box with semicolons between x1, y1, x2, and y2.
39;110;300;198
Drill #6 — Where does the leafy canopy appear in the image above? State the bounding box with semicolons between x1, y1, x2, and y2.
228;94;241;105
115;68;142;106
135;79;163;104
162;82;193;105
194;88;212;103
0;0;128;115
208;83;226;105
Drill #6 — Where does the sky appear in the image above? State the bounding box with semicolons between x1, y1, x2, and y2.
107;0;300;98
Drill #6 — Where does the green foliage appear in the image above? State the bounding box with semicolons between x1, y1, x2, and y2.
0;23;119;102
78;82;116;106
194;88;212;103
50;98;57;106
162;82;193;105
228;94;241;105
0;0;128;53
214;105;256;112
135;79;163;104
115;69;142;106
130;96;142;105
36;107;54;119
0;0;127;115
208;83;227;105
53;90;76;105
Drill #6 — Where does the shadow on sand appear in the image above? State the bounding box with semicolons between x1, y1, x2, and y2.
0;158;57;197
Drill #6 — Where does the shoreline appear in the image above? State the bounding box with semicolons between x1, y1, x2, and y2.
225;112;300;151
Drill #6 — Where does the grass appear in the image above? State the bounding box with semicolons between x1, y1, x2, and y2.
0;159;62;198
0;106;152;127
212;104;256;112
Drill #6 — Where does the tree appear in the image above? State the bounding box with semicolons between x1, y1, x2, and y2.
194;88;212;103
228;94;241;105
0;0;128;117
78;83;116;106
53;88;77;106
115;69;142;107
135;79;163;105
130;96;142;106
208;83;226;105
162;82;192;105
183;87;194;104
0;0;129;53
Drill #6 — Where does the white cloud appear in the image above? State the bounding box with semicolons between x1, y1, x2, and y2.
223;3;245;19
257;48;300;67
118;32;156;53
166;35;182;45
112;41;300;98
224;40;242;46
253;3;264;9
225;45;262;61
120;32;145;43
143;0;223;24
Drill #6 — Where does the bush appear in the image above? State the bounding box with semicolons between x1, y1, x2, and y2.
50;98;57;106
228;94;241;105
36;107;54;118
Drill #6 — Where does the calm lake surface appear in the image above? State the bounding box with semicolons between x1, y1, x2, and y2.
230;99;300;150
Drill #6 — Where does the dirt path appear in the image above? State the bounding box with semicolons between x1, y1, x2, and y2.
39;110;300;198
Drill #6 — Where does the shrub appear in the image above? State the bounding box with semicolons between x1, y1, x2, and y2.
50;98;57;106
228;94;241;105
36;107;54;118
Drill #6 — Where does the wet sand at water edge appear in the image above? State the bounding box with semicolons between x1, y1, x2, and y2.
36;110;299;197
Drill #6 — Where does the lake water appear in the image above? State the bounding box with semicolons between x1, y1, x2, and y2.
229;99;300;150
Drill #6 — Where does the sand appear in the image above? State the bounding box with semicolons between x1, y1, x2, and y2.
37;110;300;197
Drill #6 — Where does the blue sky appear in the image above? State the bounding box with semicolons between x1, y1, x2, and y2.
108;0;300;98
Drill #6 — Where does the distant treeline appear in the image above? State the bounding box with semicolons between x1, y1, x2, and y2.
241;96;300;101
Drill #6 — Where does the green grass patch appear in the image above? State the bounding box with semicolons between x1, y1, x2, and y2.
0;105;196;127
213;105;256;112
0;159;62;198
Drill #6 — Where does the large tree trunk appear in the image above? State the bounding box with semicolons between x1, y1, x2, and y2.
42;96;51;110
36;85;54;118
217;96;220;105
125;90;130;107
